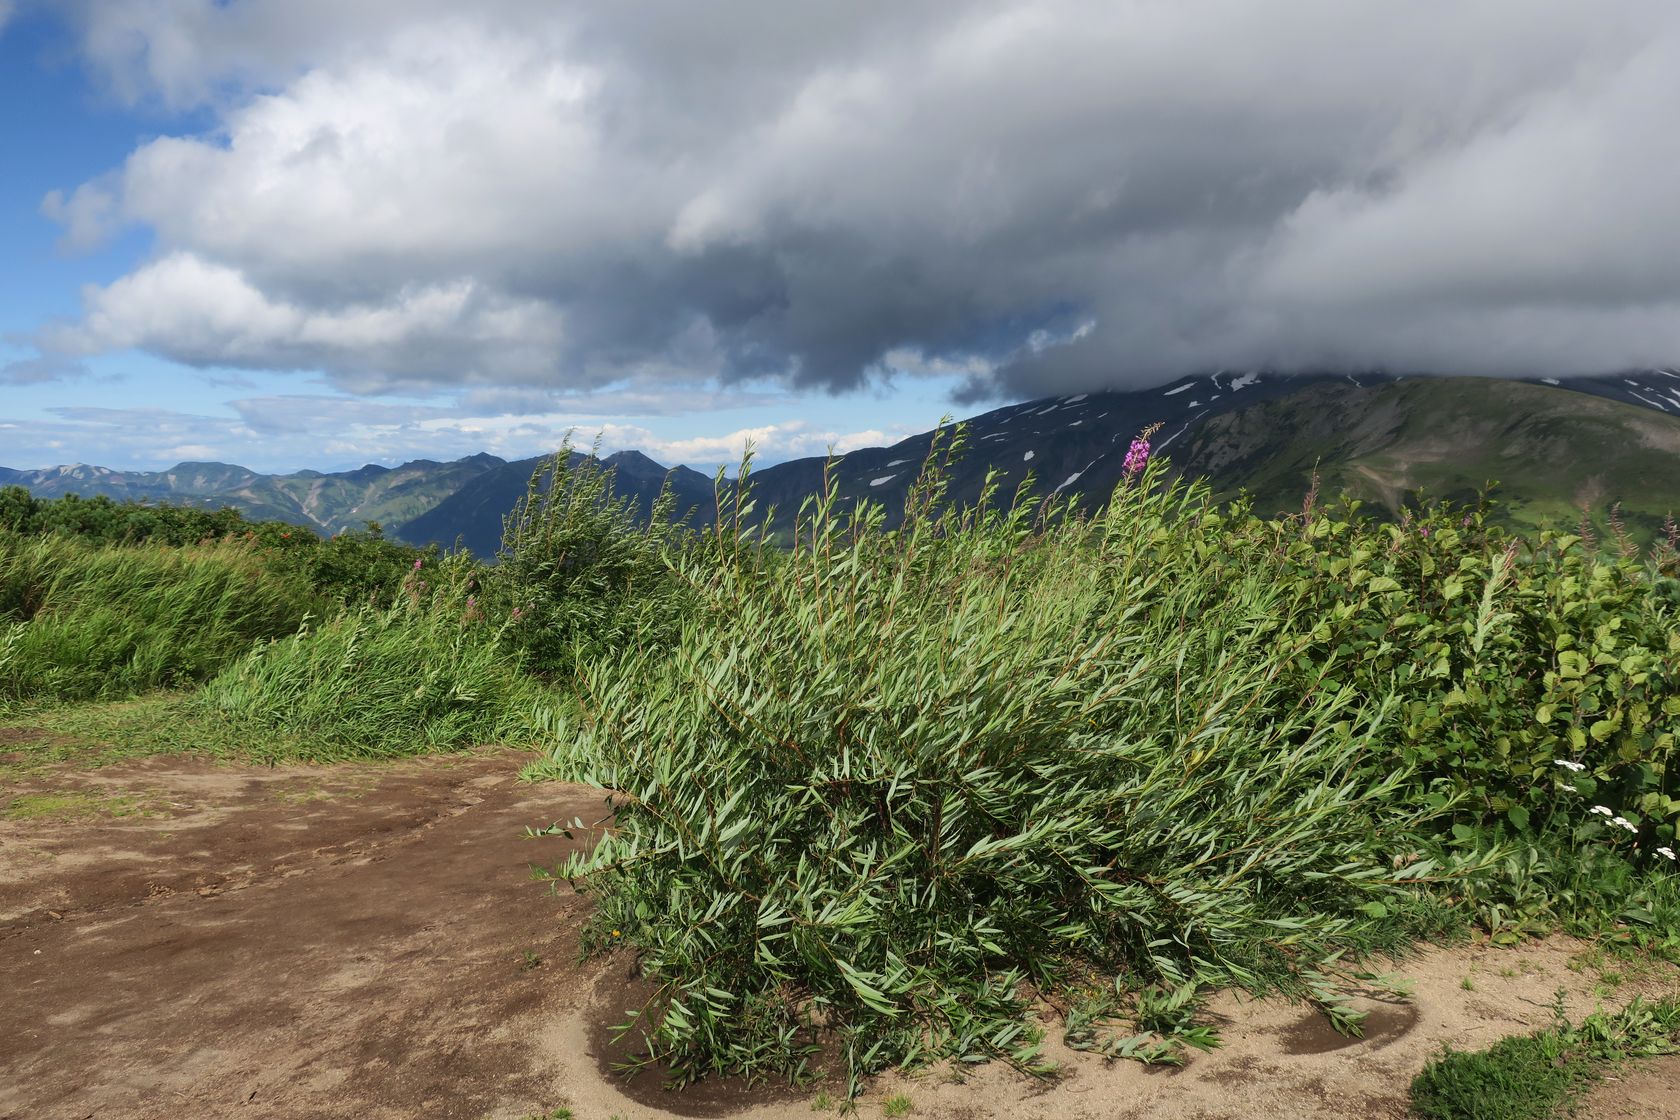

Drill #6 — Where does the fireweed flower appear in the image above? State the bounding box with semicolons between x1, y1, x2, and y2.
1123;437;1151;477
412;558;423;571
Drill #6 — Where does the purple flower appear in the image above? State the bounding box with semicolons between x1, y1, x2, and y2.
412;558;423;571
1122;437;1150;477
1419;526;1431;538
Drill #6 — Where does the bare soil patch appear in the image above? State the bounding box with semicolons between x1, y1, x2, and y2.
2;746;609;1120
3;742;1677;1120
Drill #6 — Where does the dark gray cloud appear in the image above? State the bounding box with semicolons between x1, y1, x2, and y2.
34;1;1680;402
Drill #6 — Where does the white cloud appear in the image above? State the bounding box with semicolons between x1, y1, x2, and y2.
29;0;1680;404
590;420;897;466
48;252;568;388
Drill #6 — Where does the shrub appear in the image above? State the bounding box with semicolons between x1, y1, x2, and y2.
496;442;696;675
544;438;1455;1092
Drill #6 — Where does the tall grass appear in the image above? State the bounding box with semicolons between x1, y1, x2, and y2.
194;556;548;759
0;533;316;704
545;437;1464;1090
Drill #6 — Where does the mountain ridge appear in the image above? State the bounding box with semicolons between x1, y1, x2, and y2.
5;371;1679;553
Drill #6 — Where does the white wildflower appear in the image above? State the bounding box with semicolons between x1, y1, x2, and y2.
1590;805;1614;816
1554;760;1586;773
1657;847;1677;861
1612;817;1638;833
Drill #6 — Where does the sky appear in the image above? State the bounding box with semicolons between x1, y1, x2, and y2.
2;1;1679;475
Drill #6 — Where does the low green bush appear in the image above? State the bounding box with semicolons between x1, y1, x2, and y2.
0;485;433;605
1276;502;1680;849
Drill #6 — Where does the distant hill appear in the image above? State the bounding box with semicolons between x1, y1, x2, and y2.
0;453;506;537
394;450;717;558
7;370;1679;555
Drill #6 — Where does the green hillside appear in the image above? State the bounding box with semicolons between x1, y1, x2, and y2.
1180;378;1680;541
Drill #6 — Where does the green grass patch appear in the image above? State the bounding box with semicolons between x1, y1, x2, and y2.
3;789;149;821
193;559;560;760
1410;996;1680;1120
0;692;274;779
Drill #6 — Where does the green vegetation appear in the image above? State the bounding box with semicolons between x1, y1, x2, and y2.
496;440;697;674
1410;994;1680;1120
192;555;549;760
540;432;1680;1092
0;483;436;602
0;533;317;704
3;789;148;821
4;426;1678;1099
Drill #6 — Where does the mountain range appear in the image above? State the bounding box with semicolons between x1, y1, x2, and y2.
5;370;1679;555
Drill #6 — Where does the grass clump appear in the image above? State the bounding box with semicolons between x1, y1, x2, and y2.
1410;995;1680;1119
193;556;547;760
548;436;1460;1092
0;534;316;704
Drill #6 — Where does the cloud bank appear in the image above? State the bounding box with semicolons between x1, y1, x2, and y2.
37;0;1680;402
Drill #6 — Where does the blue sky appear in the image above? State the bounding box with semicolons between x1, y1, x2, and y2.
3;2;1678;475
0;5;963;473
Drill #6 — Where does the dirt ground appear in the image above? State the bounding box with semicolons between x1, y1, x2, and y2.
3;740;1678;1120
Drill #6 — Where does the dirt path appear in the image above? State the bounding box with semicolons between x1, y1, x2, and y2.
3;745;1678;1120
2;748;608;1120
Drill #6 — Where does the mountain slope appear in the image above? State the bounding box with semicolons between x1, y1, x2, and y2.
389;372;1680;552
1178;377;1680;536
0;453;507;536
392;450;718;558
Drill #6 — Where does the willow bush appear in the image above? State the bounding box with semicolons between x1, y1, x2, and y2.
544;435;1460;1091
496;441;697;676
